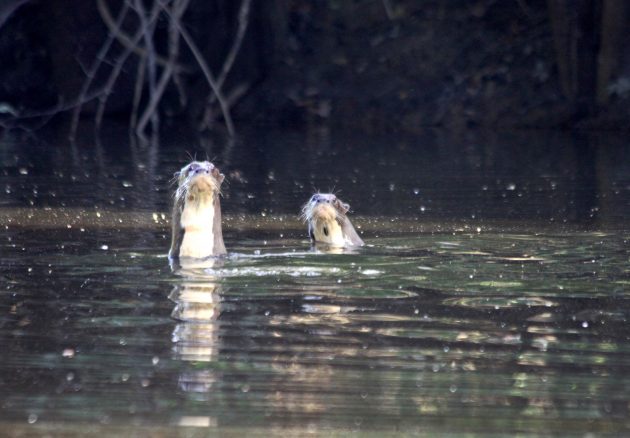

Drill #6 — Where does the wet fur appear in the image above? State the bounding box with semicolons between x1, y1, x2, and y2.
169;161;226;260
301;193;364;247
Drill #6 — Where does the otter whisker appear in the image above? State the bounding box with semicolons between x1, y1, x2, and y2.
217;175;229;195
299;200;315;222
299;209;310;223
174;183;187;200
169;171;182;188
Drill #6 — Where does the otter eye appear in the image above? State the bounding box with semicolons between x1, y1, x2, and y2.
187;163;202;174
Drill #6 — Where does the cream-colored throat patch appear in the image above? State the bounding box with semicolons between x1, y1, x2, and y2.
179;194;216;258
312;218;345;246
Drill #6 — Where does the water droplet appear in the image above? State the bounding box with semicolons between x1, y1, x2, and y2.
582;321;589;328
506;183;516;191
241;384;250;393
27;414;38;424
413;188;420;195
19;168;28;175
100;245;109;250
121;373;130;382
449;385;457;393
122;181;133;188
62;348;75;358
66;372;75;381
152;356;160;365
420;206;426;212
141;378;150;387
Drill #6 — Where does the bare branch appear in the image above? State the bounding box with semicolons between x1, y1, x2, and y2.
93;1;163;132
217;0;251;89
130;54;146;129
70;1;130;139
382;0;394;20
0;0;29;30
201;0;251;130
96;0;189;73
160;1;235;136
135;0;191;137
132;0;161;135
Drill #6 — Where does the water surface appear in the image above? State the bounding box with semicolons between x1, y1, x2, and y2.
1;127;629;436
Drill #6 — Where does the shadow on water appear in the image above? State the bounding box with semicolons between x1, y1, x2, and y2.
0;125;629;436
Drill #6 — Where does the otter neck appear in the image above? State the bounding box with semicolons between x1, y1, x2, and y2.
179;192;220;258
312;218;346;247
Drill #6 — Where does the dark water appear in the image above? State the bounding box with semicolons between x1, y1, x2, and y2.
1;126;629;436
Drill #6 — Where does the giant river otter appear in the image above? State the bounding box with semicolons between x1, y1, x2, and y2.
301;193;364;247
169;161;226;260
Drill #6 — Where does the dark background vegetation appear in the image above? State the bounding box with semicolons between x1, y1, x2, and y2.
1;0;630;136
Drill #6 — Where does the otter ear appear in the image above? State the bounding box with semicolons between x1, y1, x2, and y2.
337;200;350;213
211;167;225;185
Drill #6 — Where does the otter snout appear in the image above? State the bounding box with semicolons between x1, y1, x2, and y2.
188;174;217;196
311;203;337;222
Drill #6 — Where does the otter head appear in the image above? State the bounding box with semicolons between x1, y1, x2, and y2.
301;193;364;247
169;161;226;260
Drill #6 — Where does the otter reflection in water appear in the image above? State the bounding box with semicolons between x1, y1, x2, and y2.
169;161;226;261
301;193;364;248
169;258;223;397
